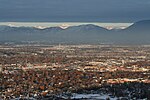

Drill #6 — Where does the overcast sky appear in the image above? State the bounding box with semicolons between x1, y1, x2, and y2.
0;0;150;22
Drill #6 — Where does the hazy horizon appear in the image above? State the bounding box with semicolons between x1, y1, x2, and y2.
0;22;132;29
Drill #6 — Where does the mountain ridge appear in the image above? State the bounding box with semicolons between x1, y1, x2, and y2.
0;20;150;44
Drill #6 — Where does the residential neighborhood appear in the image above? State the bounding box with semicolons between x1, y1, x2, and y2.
0;44;150;99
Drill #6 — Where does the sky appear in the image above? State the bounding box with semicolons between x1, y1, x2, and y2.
0;0;150;22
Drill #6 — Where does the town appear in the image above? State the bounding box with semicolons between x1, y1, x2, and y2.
0;44;150;100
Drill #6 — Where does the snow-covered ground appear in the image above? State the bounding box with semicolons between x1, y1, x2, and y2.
59;93;118;100
71;93;118;100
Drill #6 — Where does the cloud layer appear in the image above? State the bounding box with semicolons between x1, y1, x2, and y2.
0;0;150;22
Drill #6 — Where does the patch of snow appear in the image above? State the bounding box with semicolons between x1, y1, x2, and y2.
70;93;118;100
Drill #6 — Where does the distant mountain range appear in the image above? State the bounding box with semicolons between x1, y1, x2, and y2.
0;20;150;44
